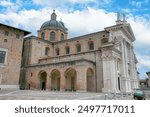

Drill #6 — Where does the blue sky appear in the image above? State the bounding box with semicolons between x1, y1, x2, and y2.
0;0;150;79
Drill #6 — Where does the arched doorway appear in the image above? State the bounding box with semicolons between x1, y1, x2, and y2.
51;69;60;91
65;68;76;91
87;68;95;92
39;71;47;90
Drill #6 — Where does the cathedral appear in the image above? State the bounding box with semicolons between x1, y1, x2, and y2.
19;11;138;93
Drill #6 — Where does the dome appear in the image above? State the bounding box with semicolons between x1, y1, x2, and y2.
41;20;68;32
40;10;68;32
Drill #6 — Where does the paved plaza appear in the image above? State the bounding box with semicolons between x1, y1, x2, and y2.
0;90;134;100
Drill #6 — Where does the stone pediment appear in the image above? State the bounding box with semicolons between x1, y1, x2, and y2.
122;23;136;41
105;23;136;42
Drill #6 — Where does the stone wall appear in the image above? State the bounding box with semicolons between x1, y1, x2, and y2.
0;25;25;87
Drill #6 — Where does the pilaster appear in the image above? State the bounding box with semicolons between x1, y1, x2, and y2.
46;73;51;90
60;70;66;91
101;48;119;93
76;67;87;92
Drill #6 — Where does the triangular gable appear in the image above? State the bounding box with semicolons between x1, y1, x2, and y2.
105;23;136;42
123;24;136;41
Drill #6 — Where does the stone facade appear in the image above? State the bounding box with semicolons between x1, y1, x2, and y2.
20;11;139;93
0;23;30;89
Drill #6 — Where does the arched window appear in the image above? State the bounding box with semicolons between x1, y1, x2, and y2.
88;41;94;50
76;44;81;52
41;32;45;40
65;46;70;54
61;33;64;41
45;47;49;56
56;48;60;56
50;31;55;42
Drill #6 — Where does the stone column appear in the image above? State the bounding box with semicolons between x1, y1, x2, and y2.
60;69;66;91
114;58;120;92
123;40;128;77
102;56;116;93
46;73;51;91
76;67;87;92
130;46;134;89
110;57;119;93
95;60;103;92
102;57;111;93
121;39;131;92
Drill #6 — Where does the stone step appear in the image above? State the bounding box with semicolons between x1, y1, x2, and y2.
0;85;19;90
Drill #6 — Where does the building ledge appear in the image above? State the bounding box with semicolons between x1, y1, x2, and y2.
26;58;95;68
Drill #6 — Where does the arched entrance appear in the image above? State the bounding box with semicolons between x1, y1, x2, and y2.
51;69;60;91
39;71;47;90
65;68;76;91
87;68;95;92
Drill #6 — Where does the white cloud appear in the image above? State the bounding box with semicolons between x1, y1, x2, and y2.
0;0;14;7
59;8;116;37
137;55;150;78
32;0;112;10
32;0;112;8
32;0;97;8
127;16;150;50
33;0;98;5
137;56;150;68
130;0;149;8
68;0;98;4
0;8;50;34
0;0;22;12
0;8;116;37
129;18;150;45
103;0;112;4
122;8;131;13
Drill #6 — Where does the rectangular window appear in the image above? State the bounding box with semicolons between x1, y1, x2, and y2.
4;31;9;36
16;34;20;39
4;39;7;42
66;47;70;54
0;51;6;64
89;43;94;50
56;49;59;55
76;45;81;52
45;48;49;56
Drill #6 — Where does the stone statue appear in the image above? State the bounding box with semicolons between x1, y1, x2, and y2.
109;31;113;42
117;12;120;21
123;14;126;21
